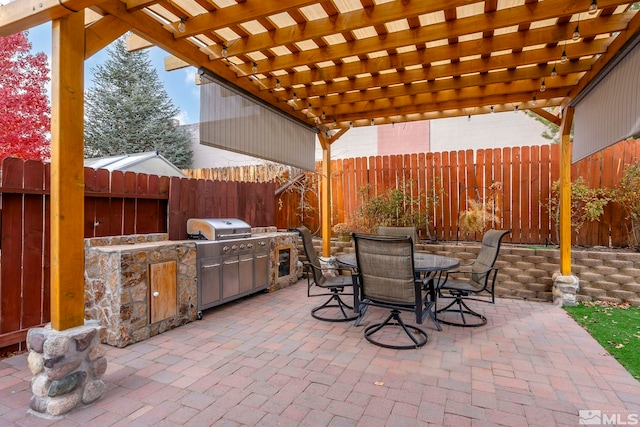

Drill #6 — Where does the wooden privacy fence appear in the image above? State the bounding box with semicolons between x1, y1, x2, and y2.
275;139;640;247
0;157;275;351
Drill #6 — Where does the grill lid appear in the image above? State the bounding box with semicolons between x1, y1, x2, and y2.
187;218;252;240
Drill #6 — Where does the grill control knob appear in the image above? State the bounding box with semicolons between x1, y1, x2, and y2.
247;243;254;249
223;246;230;253
258;241;266;247
240;244;246;250
231;245;238;251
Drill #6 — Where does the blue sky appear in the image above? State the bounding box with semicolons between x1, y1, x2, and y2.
26;23;200;125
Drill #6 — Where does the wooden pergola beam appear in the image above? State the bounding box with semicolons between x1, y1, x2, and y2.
317;132;332;257
0;0;97;36
530;108;562;126
50;9;86;331
85;14;130;59
559;106;575;276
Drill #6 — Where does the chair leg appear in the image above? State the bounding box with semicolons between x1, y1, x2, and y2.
311;290;359;322
363;309;428;349
436;296;487;327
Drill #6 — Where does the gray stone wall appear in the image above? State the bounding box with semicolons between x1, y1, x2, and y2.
84;235;198;347
320;238;640;306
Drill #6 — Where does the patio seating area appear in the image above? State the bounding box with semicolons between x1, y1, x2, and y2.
0;279;638;426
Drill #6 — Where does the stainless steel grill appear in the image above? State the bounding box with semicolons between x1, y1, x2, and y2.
188;218;270;319
187;218;252;241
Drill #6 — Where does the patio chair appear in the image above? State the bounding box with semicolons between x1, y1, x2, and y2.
352;233;437;349
436;229;510;327
294;226;358;322
378;226;418;246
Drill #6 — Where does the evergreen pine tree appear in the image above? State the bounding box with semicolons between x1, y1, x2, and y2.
84;37;192;169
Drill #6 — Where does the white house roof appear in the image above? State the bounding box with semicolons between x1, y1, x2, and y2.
84;151;187;178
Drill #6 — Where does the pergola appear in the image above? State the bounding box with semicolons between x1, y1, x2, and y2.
1;0;639;331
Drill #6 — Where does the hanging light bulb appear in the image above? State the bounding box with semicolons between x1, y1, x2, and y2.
392;122;395;128
540;79;546;92
292;92;297;102
467;114;471;122
221;46;228;58
561;48;568;64
349;121;353;129
532;95;537;106
275;79;281;89
490;105;494;113
514;105;519;113
588;0;598;15
177;18;186;33
370;118;375;126
572;24;580;41
321;111;326;120
252;62;258;74
551;65;557;78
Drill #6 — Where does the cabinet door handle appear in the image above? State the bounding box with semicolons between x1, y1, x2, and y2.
153;291;160;297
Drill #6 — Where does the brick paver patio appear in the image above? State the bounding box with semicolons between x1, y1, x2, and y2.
1;279;638;426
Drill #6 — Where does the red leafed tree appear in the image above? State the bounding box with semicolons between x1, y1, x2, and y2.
0;31;50;162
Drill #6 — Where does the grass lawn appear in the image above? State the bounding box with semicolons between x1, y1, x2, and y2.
564;301;640;381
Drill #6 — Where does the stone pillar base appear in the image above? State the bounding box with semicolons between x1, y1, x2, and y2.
552;274;580;307
26;321;107;418
319;256;339;277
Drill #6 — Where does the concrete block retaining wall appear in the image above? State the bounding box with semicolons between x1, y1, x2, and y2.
309;238;640;306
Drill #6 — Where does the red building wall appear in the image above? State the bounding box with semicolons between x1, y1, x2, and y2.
377;121;430;155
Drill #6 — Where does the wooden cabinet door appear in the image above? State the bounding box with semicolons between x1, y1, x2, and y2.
149;261;177;324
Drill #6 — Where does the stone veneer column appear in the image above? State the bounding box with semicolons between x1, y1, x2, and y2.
552;273;580;306
26;321;106;417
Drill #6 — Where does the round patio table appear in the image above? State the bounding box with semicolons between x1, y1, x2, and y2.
336;252;459;273
337;252;459;331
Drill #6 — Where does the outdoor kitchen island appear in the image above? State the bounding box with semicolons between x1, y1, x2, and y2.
83;228;299;348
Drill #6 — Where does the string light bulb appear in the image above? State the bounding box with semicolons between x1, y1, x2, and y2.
540;79;546;92
292;92;297;102
572;24;580;41
533;95;537;106
370;118;375;126
551;65;557;78
467;114;471;122
490;105;494;113
252;62;258;74
349;121;353;129
321;111;326;120
561;48;568;64
588;0;598;15
275;79;281;89
177;18;186;33
514;105;519;113
221;46;228;58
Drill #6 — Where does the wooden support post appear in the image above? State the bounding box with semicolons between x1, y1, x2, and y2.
319;133;332;257
50;10;86;331
559;107;574;276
